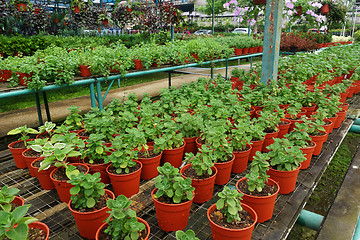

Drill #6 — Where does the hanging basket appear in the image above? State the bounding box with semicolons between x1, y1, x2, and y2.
320;4;329;14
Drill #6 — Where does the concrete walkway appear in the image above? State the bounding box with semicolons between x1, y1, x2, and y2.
0;65;250;137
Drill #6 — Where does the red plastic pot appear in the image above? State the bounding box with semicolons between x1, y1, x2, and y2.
234;48;243;56
242;48;249;54
286;118;304;133
320;4;329;14
17;3;27;11
16;72;32;86
191;53;199;60
0;70;12;82
180;164;217;204
133;59;143;70
138;147;162;180
12;196;25;207
249;137;265;161
232;144;252;174
22;149;40;177
214;154;235;185
277;119;291;138
301;104;316;118
258;46;263;52
267;165;301;194
300;141;316;170
354;81;360;94
339;103;349;112
248;47;255;54
195;137;202;151
95;217;150;240
51;163;89;203
262;129;279;152
334;110;346;129
82;158;110;184
8;140;31;169
207;203;257;240
325;113;338;133
183;136;198;155
31;158;56;190
69;189;115;239
236;177;279;223
106;161;142;198
231;76;239;90
161;141;186;168
347;86;355;99
28;222;49;240
309;131;328;155
339;92;348;104
322;119;333;141
73;5;80;13
151;188;194;232
79;65;91;77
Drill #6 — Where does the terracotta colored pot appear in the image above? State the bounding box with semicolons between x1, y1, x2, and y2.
95;217;150;240
17;3;27;11
69;189;115;239
134;59;143;70
234;48;243;56
180;164;217;204
339;103;349;112
22;149;41;177
322;119;334;140
277;119;291;138
347;86;355;99
267;165;301;194
214;154;235;185
232;144;252;174
249;137;265;161
12;196;25;206
236;177;279;223
299;141;316;170
354;81;360;94
309;131;328;155
286;118;304;133
0;70;12;82
191;53;199;60
31;157;56;190
161;141;186;168
339;92;347;104
242;48;249;54
301;104;316;118
73;5;80;12
262;129;279;152
82;158;110;184
16;72;32;86
138;147;162;180
334;110;346;129
51;163;89;203
106;161;142;198
79;65;91;77
207;203;257;240
184;136;198;155
231;76;239;90
325;113;338;133
195;137;203;151
258;46;263;52
8;140;31;169
248;47;255;54
151;188;194;232
28;222;49;240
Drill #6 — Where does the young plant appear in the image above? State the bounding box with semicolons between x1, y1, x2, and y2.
230;121;252;152
302;118;326;135
245;152;270;192
38;121;57;138
175;113;203;138
230;68;246;79
284;122;312;148
184;146;214;177
81;134;110;164
63;105;83;131
103;195;145;240
0;205;37;240
215;186;244;223
256;111;281;133
153;116;184;151
267;138;306;171
0;185;20;212
7;125;38;147
105;136;138;174
68;172;106;209
176;230;199;240
154;162;195;204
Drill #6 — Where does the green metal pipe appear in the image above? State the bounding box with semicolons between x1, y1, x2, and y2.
102;79;115;102
352;214;360;240
353;118;360;125
297;209;324;231
89;83;96;108
34;93;43;126
225;60;228;79
96;81;103;111
349;124;360;133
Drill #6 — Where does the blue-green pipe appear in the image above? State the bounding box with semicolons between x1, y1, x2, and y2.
297;209;324;231
353;118;360;125
89;83;96;108
349;124;360;133
96;81;103;111
352;214;360;240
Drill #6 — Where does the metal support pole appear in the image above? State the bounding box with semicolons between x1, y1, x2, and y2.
212;0;215;34
248;23;251;37
42;92;51;122
34;93;43;125
96;81;103;111
168;71;172;89
260;0;283;85
250;56;253;69
171;26;175;41
210;63;214;79
89;83;97;108
352;8;358;38
225;60;228;79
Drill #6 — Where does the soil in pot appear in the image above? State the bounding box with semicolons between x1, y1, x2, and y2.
10;196;24;211
70;191;112;213
262;128;279;152
8;140;31;169
209;208;254;229
27;222;49;240
97;218;150;240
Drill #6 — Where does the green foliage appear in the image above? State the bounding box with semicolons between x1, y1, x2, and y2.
216;187;243;223
104;195;145;240
184;146;214;177
284;122;312;148
245;152;270;192
154;163;195;204
38;121;56;138
175;113;203;138
68;172;106;209
0;186;20;212
7;125;38;147
154;116;184;151
81;134;109;164
230;121;252;151
63;105;83;131
176;230;199;240
354;30;360;42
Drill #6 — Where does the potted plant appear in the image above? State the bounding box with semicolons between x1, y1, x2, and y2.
7;125;38;169
81;133;111;184
257;111;281;152
302;118;328;155
154;116;186;168
180;145;218;204
126;127;163;180
98;9;113;26
71;0;85;13
37;121;56;139
176;230;199;240
266;138;306;194
151;162;195;232
229;121;253;174
230;68;246;90
10;0;30;11
68;172;115;239
63;105;84;132
22;138;48;177
236;152;280;223
105;136;142;198
95;195;150;240
247;121;266;161
207;187;257;240
0;185;24;211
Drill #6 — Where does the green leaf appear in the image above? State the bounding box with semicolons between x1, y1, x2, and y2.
228;206;237;215
96;146;104;155
69;185;80;195
87;197;96;208
216;198;224;210
5;223;28;240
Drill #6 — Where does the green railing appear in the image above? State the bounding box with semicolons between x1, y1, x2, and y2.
0;52;263;125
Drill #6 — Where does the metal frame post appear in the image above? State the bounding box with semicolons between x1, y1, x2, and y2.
168;71;172;88
212;0;215;34
210;63;214;79
89;83;97;108
352;7;357;38
96;81;103;111
42;92;51;122
225;60;228;79
34;93;43;125
260;0;283;85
